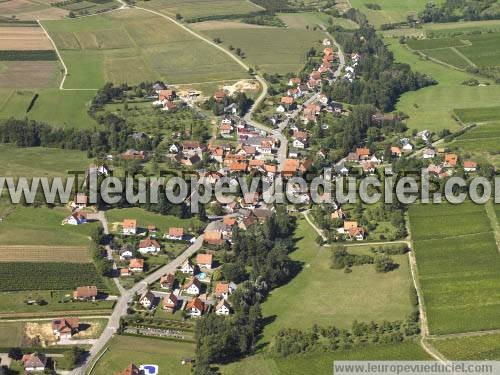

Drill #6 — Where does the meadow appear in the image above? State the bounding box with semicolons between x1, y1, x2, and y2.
260;218;413;343
278;12;358;30
221;341;431;375
409;202;500;334
386;38;500;132
0;145;91;177
0;206;98;246
202;26;324;74
105;207;202;234
347;0;439;28
0;89;97;129
0;322;24;347
447;121;500;167
454;106;500;123
136;0;264;21
0;290;114;316
430;333;500;360
406;31;500;70
91;335;195;375
42;9;247;89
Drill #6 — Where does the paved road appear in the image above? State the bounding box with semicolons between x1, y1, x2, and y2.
70;220;214;375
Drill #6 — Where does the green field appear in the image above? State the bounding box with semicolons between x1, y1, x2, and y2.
430;333;500;360
91;335;195;375
447;121;500;167
386;38;500;132
202;26;323;74
0;206;97;246
136;0;263;20
278;12;358;30
222;341;431;375
0;290;113;316
260;218;413;343
454;106;500;123
0;262;106;291
106;207;202;234
424;19;500;37
409;202;500;334
0;145;91;177
0;322;24;346
407;32;500;70
349;0;440;28
0;89;97;129
42;8;247;89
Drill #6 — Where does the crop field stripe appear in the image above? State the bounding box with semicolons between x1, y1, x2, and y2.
0;245;91;263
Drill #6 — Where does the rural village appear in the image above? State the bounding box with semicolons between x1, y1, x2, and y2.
1;0;500;374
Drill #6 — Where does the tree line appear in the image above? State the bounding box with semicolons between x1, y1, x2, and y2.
193;207;295;374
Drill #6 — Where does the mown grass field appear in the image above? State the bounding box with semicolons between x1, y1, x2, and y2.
454;106;500;123
430;333;500;360
260;218;413;343
386;38;500;132
0;290;114;316
136;0;264;20
348;0;440;28
42;9;247;89
222;341;431;375
202;26;323;74
0;206;98;246
91;335;195;375
106;207;202;234
447;121;500;167
0;145;91;177
0;321;24;346
0;89;97;129
278;12;358;30
406;32;500;70
409;202;500;334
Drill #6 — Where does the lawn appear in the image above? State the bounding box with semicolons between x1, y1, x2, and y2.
0;89;98;129
221;341;431;375
105;207;203;234
136;0;264;21
0;145;91;177
260;218;414;343
42;8;247;89
0;206;98;246
0;290;114;316
202;26;324;74
91;335;195;375
430;333;500;360
278;12;358;30
386;38;500;132
409;202;500;334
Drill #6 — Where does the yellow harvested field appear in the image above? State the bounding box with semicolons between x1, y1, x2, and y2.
0;245;91;262
0;61;60;89
0;27;54;50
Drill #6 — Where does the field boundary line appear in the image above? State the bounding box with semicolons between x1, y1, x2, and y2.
414;230;493;243
0;89;14;112
450;46;477;68
37;19;67;90
485;200;500;252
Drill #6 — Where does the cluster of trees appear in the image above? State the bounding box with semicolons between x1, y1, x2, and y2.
89;226;113;277
202;92;253;116
331;245;398;273
419;0;500;23
0;115;156;157
325;25;436;111
241;14;285;27
272;311;420;357
194;207;295;373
